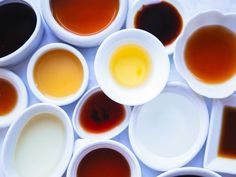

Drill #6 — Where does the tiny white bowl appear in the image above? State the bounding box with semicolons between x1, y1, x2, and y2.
129;81;209;171
204;94;236;175
1;103;74;177
66;139;141;177
174;11;236;98
42;0;128;47
157;167;221;177
0;68;28;128
27;43;89;106
72;86;131;140
94;29;170;106
0;0;43;66
126;0;188;54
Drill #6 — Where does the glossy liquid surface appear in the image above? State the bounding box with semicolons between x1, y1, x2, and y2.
77;148;131;177
80;91;126;133
0;78;17;116
218;106;236;159
110;44;151;88
135;1;183;46
51;0;119;35
0;3;36;57
14;114;65;177
185;25;236;84
34;49;84;98
175;176;202;177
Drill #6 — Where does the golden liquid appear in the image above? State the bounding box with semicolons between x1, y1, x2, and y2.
110;44;151;88
34;49;84;98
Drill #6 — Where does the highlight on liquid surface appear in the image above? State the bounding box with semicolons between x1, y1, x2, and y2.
79;90;126;133
134;1;183;46
0;78;17;116
34;49;84;98
185;25;236;84
76;148;131;177
218;106;236;159
51;0;119;35
0;3;36;58
14;113;65;177
110;44;151;88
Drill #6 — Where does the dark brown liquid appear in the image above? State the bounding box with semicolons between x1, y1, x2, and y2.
0;78;17;116
0;3;36;58
77;148;131;177
134;1;183;46
80;91;126;133
185;25;236;84
218;106;236;159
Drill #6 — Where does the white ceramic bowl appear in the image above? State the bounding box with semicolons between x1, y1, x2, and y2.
0;68;28;128
157;167;221;177
129;81;209;171
72;86;131;140
27;43;89;106
126;0;188;54
66;139;141;177
94;29;170;106
204;94;236;175
42;0;128;47
1;103;74;177
0;0;43;66
174;11;236;98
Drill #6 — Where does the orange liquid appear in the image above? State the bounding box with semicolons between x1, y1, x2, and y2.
0;78;17;116
51;0;119;35
185;25;236;84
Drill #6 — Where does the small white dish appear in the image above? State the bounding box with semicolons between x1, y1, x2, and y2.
0;0;43;66
126;0;188;54
66;139;141;177
174;11;236;98
42;0;127;47
1;103;74;177
72;86;131;140
157;167;221;177
27;43;89;106
0;68;28;128
94;29;170;106
204;94;236;175
129;81;209;171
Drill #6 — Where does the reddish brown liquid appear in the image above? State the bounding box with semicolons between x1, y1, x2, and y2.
185;25;236;84
218;106;236;159
51;0;119;35
0;78;17;116
77;148;131;177
80;91;125;133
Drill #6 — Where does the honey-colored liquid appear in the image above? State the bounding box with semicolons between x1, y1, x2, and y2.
51;0;119;35
110;44;151;88
34;49;84;98
185;25;236;84
0;78;17;116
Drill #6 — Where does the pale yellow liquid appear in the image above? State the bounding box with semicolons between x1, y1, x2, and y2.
34;49;84;98
14;114;65;177
110;44;151;88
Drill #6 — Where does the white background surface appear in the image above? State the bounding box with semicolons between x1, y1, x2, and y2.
1;0;236;177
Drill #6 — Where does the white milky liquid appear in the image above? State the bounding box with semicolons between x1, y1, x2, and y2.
136;92;200;157
14;113;65;177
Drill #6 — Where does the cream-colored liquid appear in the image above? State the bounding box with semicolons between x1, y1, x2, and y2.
14;114;65;177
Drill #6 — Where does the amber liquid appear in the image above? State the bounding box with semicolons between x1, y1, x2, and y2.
218;106;236;159
0;78;17;116
51;0;119;35
80;91;125;133
185;25;236;84
134;1;183;46
77;148;131;177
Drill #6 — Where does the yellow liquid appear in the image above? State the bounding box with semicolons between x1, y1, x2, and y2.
110;44;151;88
34;49;84;98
